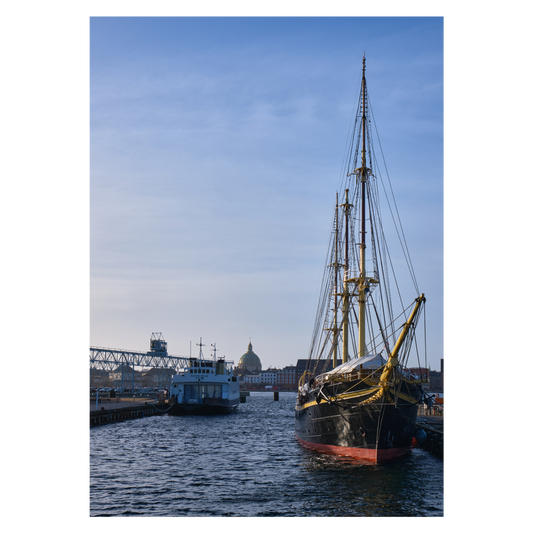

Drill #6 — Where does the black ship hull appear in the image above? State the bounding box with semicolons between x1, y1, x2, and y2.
295;379;422;463
168;397;239;416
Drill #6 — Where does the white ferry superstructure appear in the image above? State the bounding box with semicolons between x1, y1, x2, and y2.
169;340;240;415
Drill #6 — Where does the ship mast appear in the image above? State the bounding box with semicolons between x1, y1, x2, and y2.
344;55;375;360
341;188;352;364
333;192;339;369
197;337;204;361
331;56;378;367
358;55;368;359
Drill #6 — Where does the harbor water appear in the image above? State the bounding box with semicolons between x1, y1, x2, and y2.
90;392;443;517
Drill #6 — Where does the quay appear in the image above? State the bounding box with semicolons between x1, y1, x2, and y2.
415;413;443;459
90;396;173;427
90;392;252;427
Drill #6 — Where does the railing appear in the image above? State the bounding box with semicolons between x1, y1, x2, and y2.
343;270;379;283
90;392;158;400
417;403;443;417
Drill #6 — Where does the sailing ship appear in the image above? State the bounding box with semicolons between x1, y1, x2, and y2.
295;56;431;462
169;339;240;415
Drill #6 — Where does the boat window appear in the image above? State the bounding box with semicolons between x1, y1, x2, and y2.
184;384;222;401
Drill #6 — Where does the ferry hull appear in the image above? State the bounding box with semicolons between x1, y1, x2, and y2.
168;397;239;416
295;395;419;463
168;348;240;416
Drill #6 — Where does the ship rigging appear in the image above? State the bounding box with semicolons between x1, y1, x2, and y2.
295;56;429;463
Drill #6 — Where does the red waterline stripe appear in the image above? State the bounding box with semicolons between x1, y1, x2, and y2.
295;434;412;462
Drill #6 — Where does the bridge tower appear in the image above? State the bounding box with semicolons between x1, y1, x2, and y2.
150;332;168;353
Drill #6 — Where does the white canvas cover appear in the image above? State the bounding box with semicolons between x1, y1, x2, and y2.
321;352;387;376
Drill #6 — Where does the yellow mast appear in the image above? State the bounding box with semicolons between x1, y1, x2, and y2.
341;188;352;364
343;56;379;361
340;56;371;365
333;192;339;369
326;193;342;368
358;55;368;360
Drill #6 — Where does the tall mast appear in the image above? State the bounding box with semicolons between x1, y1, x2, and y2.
358;54;368;359
333;192;339;368
340;56;376;364
330;56;378;367
341;188;352;364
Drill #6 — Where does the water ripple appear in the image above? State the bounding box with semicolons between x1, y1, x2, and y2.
91;392;443;516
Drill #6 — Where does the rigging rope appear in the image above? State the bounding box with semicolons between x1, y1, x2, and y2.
368;95;419;294
305;71;426;389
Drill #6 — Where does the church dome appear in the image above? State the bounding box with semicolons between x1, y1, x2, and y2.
237;341;262;372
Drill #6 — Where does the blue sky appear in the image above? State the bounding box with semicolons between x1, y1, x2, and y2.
90;17;443;369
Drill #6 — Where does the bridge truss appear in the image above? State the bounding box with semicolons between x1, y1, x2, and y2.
90;333;190;389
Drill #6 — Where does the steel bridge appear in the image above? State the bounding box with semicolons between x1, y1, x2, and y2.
90;333;189;389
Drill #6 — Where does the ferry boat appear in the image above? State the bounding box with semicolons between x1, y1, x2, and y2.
169;339;240;415
295;56;431;463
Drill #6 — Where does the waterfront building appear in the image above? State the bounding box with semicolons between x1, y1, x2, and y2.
295;359;332;387
260;368;279;384
407;367;431;391
278;365;296;388
108;364;142;388
242;374;262;384
240;365;297;389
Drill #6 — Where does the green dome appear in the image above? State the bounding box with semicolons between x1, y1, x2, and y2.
238;342;262;371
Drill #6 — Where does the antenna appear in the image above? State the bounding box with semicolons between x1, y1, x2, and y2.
196;337;204;360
